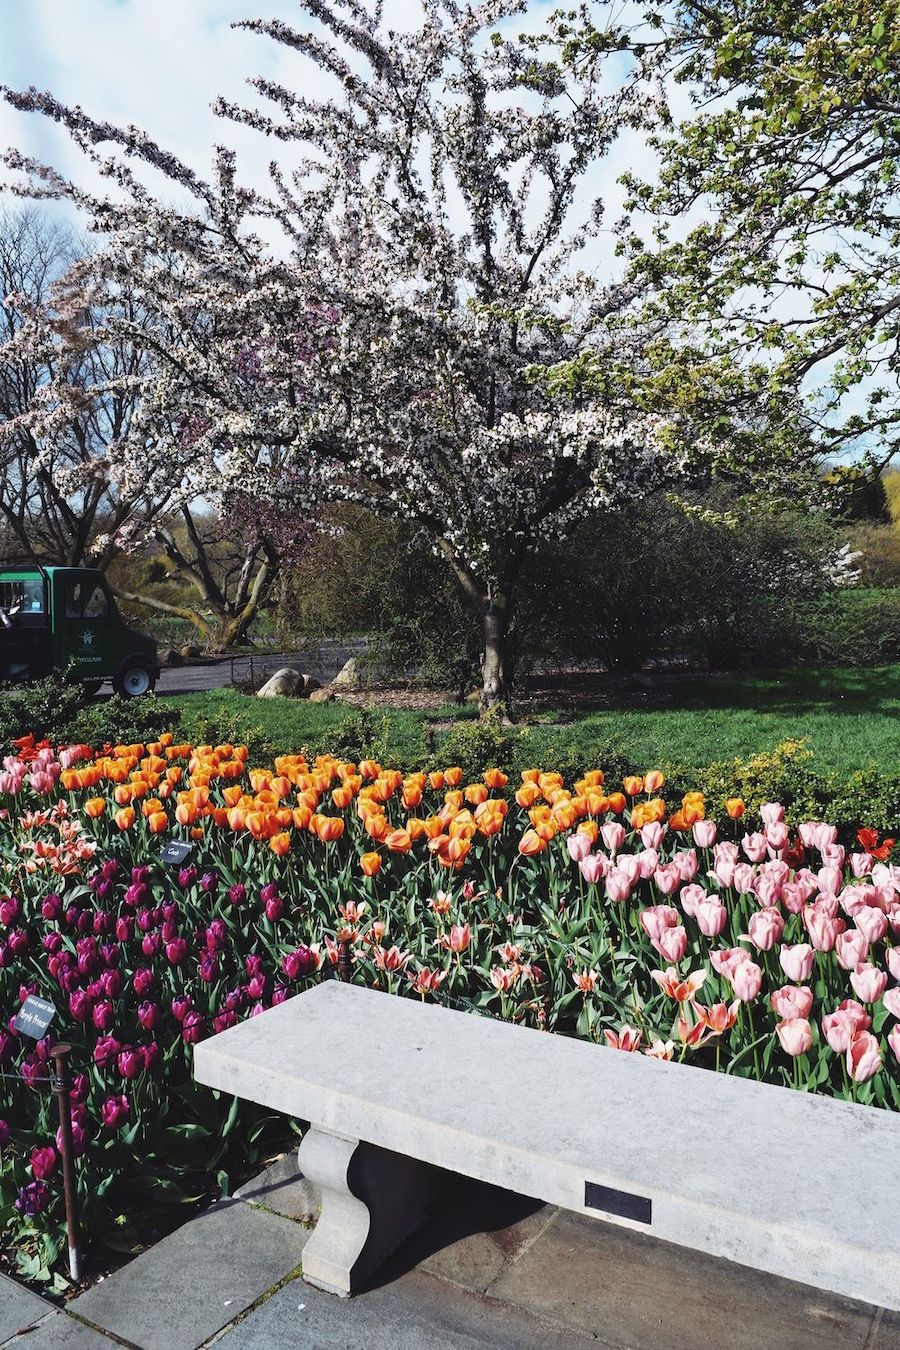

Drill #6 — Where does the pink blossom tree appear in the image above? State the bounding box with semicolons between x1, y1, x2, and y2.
0;0;798;702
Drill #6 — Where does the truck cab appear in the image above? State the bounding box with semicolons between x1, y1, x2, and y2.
0;566;159;697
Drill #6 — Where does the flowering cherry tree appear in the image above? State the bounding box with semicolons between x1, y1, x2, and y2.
0;0;792;703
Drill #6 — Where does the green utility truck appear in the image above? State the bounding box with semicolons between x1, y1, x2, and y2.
0;566;159;697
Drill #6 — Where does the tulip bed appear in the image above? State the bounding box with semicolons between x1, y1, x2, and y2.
1;732;899;1282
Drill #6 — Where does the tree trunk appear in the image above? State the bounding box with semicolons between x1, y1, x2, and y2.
481;596;511;717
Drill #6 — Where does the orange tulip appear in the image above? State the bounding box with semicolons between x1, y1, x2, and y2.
726;797;745;819
644;770;666;793
269;832;292;856
385;829;412;853
483;768;508;789
147;810;168;834
444;766;463;787
359;759;381;780
318;816;345;843
605;792;627;815
428;771;445;790
518;828;547;856
114;807;135;831
515;782;542;809
464;783;488;806
520;768;541;784
623;775;644;797
360;852;382;877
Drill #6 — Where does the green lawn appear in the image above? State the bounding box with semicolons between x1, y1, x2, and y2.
160;665;900;777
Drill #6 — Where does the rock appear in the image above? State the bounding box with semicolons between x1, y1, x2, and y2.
180;643;201;660
160;647;183;668
331;656;359;689
257;668;302;698
298;674;321;698
308;686;336;703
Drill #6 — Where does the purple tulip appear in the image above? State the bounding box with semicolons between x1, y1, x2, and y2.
7;929;29;956
101;858;119;882
0;896;21;925
69;989;94;1022
212;1010;237;1034
15;1181;50;1215
30;1145;57;1179
93;1034;122;1067
282;945;317;980
141;1042;160;1073
228;883;247;906
42;932;63;953
124;882;148;908
93;910;114;935
245;954;264;978
0;942;10;968
92;1000;115;1032
100;1094;130;1129
133;967;155;996
131;865;151;885
41;894;62;921
162;902;180;924
200;871;218;894
165;937;188;965
115;916;134;942
18;982;37;1003
264;898;284;923
118;1047;144;1079
56;1118;86;1158
141;933;162;958
177;866;198;890
181;1011;205;1044
59;968;79;994
94;879;113;902
161;919;179;943
198;953;219;983
245;974;268;1001
0;1118;9;1145
222;987;246;1013
259;882;279;905
20;1057;45;1087
101;968;123;998
137;1000;160;1031
171;995;193;1023
0;1030;15;1064
70;1073;89;1104
271;985;292;1006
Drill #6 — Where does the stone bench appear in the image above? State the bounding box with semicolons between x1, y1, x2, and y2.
194;980;900;1309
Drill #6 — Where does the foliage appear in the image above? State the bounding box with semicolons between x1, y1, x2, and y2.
2;731;899;1278
0;671;90;746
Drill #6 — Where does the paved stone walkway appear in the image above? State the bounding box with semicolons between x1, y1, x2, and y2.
3;1155;899;1349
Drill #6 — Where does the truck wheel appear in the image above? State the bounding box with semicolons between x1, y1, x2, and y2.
114;661;156;698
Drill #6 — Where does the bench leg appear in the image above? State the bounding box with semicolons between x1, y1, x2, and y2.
298;1126;442;1296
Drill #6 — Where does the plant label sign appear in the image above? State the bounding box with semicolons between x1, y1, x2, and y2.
14;995;56;1041
584;1181;652;1225
160;839;194;866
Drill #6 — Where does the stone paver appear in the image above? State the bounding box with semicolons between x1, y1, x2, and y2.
214;1271;602;1350
485;1208;887;1350
6;1311;122;1347
235;1152;318;1223
70;1199;309;1350
0;1271;54;1342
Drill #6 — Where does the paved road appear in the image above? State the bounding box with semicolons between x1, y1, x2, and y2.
155;642;366;696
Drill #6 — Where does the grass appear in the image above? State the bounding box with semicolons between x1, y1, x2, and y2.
158;665;900;778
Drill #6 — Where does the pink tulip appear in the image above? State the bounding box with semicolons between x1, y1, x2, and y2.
692;819;717;848
776;1018;812;1057
821;999;871;1053
779;943;814;982
640;822;666;850
846;1029;882;1083
780;882;806;915
653;864;681;897
695;897;727;937
673;849;699;883
679;884;707;919
760;802;785;826
640;905;680;943
732;959;763;1002
887;948;900;981
803;903;843;953
709;946;752;981
605;869;631;904
849;963;888;1004
882;987;900;1019
635;848;659;879
765;822;789;852
835;927;868;972
617;854;642;885
600;822;625;855
854;906;888;945
754;875;783;909
770;985;813;1020
817;865;843;896
604;1026;642;1052
579;854;606;885
797;821;820;849
816;823;838;850
714;841;739;866
655;926;688;963
741;833;768;863
733;863;756;894
712;858;736;888
850;852;873;878
889;1025;900;1061
747;909;784;951
566;832;592;863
